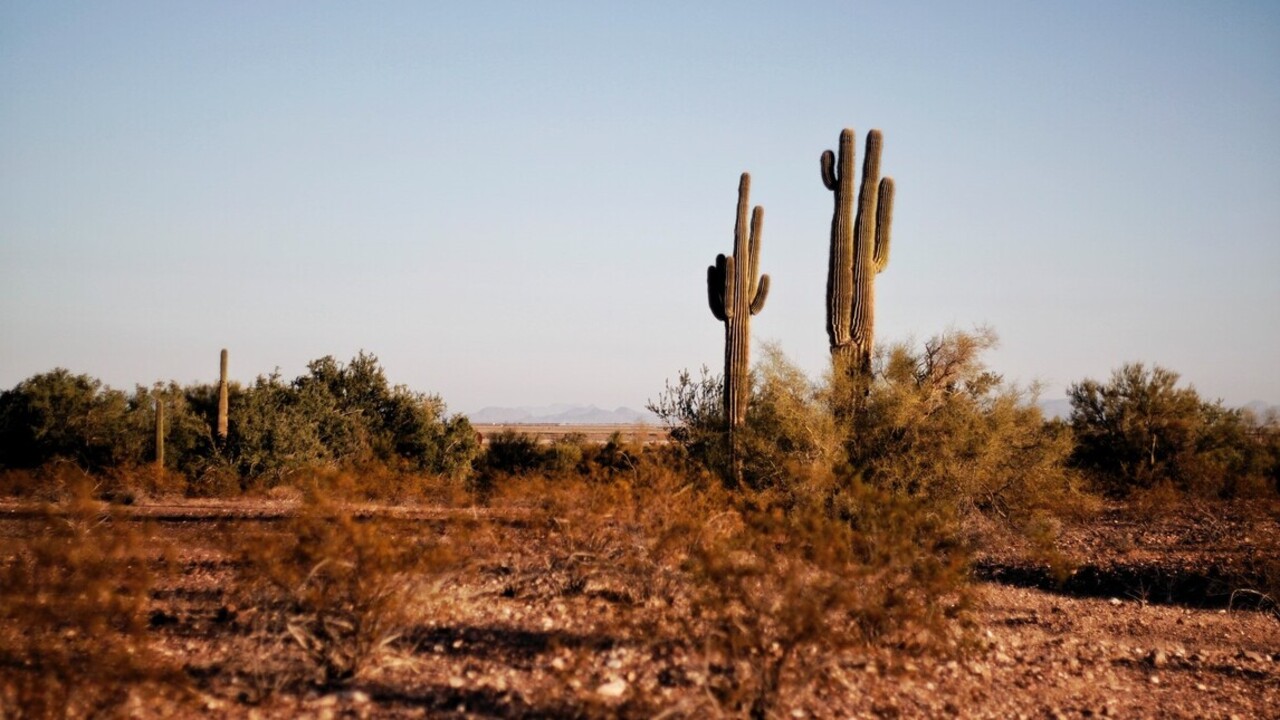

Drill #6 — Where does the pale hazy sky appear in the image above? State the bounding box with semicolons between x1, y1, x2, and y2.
3;1;1278;413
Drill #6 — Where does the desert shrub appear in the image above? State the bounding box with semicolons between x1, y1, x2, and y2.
485;462;703;606
648;366;732;477
0;496;185;716
736;343;841;491
848;328;1080;522
654;331;1076;521
665;475;971;719
480;429;546;477
230;495;457;687
650;352;839;492
1069;362;1278;498
545;432;588;473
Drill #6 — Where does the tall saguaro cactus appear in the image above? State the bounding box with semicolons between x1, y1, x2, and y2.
217;349;229;441
823;128;895;392
708;173;771;434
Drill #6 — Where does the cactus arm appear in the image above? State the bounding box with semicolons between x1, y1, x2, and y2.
708;262;727;321
748;205;763;297
820;150;838;190
852;130;883;261
750;274;770;315
874;177;895;272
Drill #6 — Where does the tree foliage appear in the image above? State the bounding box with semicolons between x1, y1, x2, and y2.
0;353;478;492
1068;362;1278;497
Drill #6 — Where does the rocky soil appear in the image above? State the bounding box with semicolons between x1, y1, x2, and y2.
3;499;1277;718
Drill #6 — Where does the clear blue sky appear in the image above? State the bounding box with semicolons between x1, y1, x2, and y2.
3;1;1278;413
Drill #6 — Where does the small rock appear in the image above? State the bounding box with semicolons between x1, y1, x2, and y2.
1109;598;1122;606
1148;674;1160;685
1147;650;1167;669
447;676;464;689
596;679;628;699
347;690;370;704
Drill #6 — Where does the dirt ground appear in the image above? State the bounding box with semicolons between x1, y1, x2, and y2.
2;499;1277;719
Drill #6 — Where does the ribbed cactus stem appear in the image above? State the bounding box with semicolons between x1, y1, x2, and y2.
155;394;165;469
823;128;895;386
707;173;770;436
217;348;229;441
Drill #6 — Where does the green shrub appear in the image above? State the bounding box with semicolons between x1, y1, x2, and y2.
1068;362;1278;498
846;328;1080;522
0;369;131;471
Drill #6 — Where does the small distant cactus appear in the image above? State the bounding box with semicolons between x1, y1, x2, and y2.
823;128;895;391
708;173;771;436
154;395;165;468
217;349;229;441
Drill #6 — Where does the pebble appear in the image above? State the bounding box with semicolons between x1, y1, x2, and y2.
597;679;628;698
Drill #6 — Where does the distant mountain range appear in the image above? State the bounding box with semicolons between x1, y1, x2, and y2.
1037;398;1277;421
467;404;660;425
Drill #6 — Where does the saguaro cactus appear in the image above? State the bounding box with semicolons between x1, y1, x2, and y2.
708;173;771;432
823;128;895;388
155;395;165;469
217;349;229;441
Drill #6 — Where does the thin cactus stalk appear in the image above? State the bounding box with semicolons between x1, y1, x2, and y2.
823;128;895;395
217;348;229;441
708;173;770;448
155;394;165;469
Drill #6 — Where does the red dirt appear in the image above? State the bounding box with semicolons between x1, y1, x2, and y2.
2;499;1276;719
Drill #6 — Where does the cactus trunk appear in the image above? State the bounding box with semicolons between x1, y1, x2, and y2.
217;348;229;441
708;173;771;480
823;129;895;406
155;395;165;469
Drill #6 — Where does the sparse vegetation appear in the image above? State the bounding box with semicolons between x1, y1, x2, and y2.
0;495;186;717
0;351;477;500
230;496;458;688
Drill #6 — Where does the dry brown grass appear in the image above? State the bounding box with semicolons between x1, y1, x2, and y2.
0;493;186;718
227;493;461;690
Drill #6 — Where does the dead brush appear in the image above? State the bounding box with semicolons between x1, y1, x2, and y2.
230;493;458;689
0;494;184;718
487;465;700;606
663;477;973;720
